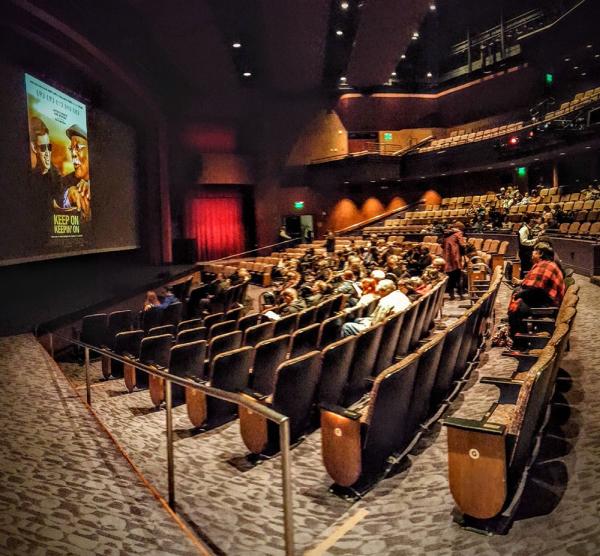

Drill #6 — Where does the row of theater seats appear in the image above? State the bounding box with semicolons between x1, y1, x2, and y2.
320;268;503;495
545;86;600;120
419;121;525;153
201;237;369;285
238;278;448;464
186;280;248;317
417;86;600;155
444;283;579;529
97;279;448;476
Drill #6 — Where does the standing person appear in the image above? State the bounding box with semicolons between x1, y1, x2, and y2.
278;225;291;243
325;230;336;254
443;222;466;300
517;214;537;277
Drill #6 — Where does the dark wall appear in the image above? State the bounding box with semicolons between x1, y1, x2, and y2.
335;65;543;131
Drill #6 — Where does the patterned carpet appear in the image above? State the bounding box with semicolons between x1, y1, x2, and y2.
2;277;598;555
0;335;201;555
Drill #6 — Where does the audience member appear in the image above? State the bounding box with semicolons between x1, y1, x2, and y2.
342;279;410;336
507;242;565;345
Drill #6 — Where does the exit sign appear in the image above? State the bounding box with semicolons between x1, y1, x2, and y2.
517;166;527;177
383;132;393;142
294;201;304;210
545;73;553;86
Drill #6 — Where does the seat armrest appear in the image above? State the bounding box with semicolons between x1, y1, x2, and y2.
480;377;522;404
529;307;558;316
501;350;537;360
443;417;506;435
241;388;269;402
320;402;361;421
480;376;524;386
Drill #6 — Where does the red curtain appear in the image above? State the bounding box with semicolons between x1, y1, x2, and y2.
186;191;245;261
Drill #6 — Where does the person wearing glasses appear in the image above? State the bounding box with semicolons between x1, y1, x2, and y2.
56;124;91;221
29;116;63;240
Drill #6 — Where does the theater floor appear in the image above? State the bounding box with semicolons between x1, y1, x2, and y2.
2;279;599;555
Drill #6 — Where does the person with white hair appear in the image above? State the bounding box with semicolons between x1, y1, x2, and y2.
342;279;410;336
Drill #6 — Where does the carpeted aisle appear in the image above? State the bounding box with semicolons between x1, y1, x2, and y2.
0;334;202;555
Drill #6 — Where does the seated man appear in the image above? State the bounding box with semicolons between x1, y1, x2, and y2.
333;270;362;307
342;279;410;336
507;242;565;345
157;286;179;309
277;287;307;317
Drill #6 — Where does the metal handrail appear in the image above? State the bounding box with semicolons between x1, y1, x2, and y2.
334;202;418;235
45;330;295;556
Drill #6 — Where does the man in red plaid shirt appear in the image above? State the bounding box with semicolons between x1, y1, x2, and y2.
508;241;565;344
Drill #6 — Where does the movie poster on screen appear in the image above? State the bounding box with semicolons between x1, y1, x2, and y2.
25;73;91;243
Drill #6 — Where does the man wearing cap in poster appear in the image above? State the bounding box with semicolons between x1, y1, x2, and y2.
54;124;91;221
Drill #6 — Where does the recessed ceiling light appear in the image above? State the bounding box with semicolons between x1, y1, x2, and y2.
336;29;344;36
391;72;397;76
243;72;252;77
412;32;419;40
232;42;242;48
595;54;600;59
574;66;579;70
487;167;493;170
430;4;436;11
427;72;433;78
564;57;571;62
344;180;350;184
560;152;566;155
587;44;593;48
340;76;347;81
370;180;376;183
464;170;469;173
400;54;406;60
534;158;539;161
582;72;587;76
341;1;349;9
586;146;592;149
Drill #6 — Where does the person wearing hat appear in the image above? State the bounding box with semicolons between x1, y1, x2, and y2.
56;124;91;221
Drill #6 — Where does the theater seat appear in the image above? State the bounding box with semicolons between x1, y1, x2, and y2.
321;352;420;493
239;351;322;456
250;335;290;396
187;346;254;429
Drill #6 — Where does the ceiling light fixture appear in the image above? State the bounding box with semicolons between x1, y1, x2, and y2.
412;32;419;40
340;76;347;81
430;4;436;10
336;29;344;36
243;72;252;77
400;54;406;59
587;44;593;48
426;72;433;78
341;1;349;9
232;42;242;48
564;57;571;62
391;72;397;76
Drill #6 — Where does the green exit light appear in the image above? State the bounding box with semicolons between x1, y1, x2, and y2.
294;201;305;210
517;166;527;177
383;132;393;142
545;73;554;85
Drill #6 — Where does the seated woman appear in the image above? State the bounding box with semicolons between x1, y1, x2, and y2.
507;242;565;345
143;290;160;311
